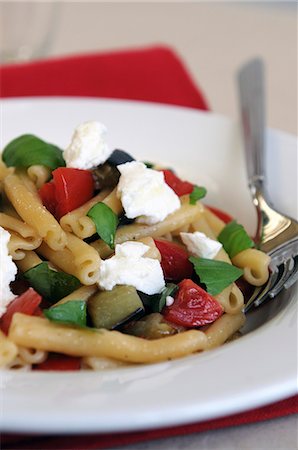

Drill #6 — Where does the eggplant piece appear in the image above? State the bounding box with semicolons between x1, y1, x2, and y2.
107;149;135;166
123;313;184;339
87;285;144;329
92;163;120;191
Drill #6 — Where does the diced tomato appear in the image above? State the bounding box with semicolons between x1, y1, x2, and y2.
39;168;94;220
33;353;81;371
39;181;56;216
206;205;233;224
163;279;223;327
162;170;194;196
0;288;42;335
154;239;193;281
53;168;94;219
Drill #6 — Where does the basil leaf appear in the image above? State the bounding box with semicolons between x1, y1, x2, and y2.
218;220;254;258
44;300;87;327
87;202;119;249
153;283;178;312
2;134;65;170
143;161;155;169
23;262;80;303
189;185;207;204
189;256;243;296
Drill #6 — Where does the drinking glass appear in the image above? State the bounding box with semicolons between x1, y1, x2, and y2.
0;2;59;63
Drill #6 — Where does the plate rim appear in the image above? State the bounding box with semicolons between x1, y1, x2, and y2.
1;96;297;434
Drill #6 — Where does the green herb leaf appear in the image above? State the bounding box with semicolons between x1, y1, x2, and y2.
143;161;155;169
23;262;80;303
189;185;207;204
218;220;254;258
153;283;178;312
2;134;65;170
189;256;243;296
44;300;87;327
87;202;119;249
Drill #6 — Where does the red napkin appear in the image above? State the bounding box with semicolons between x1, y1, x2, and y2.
0;45;208;110
0;45;297;449
2;396;298;449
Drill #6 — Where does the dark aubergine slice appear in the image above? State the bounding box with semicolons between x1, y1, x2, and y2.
92;163;120;190
107;149;135;166
87;285;144;330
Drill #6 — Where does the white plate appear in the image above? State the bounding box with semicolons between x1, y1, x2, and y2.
0;98;297;434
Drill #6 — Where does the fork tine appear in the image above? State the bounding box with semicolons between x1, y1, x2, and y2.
254;269;280;307
268;257;296;298
284;256;298;289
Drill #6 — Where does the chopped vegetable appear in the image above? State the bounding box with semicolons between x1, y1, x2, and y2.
0;288;42;335
2;134;65;170
154;239;193;281
189;256;243;296
124;313;182;339
23;262;80;303
88;285;144;329
162;169;194;196
87;202;119;249
152;283;178;313
39;167;94;219
189;185;207;204
206;206;233;224
92;163;120;190
34;354;81;371
44;300;87;327
107;149;135;166
163;279;223;327
218;220;254;258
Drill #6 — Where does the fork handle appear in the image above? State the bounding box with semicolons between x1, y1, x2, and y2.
237;58;266;192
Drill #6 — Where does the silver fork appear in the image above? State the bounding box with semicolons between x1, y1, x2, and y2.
237;58;298;312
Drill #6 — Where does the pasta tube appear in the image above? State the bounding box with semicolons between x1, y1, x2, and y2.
0;330;18;368
27;165;51;189
60;188;122;239
92;202;203;259
9;313;208;363
38;232;101;285
205;312;245;349
232;248;270;286
4;174;67;250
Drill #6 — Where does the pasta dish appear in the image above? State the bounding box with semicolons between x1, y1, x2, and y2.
0;121;270;371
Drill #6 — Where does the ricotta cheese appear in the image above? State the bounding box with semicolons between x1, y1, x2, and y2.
0;226;17;318
180;231;222;259
165;295;175;307
64;121;112;169
97;241;165;295
117;161;180;224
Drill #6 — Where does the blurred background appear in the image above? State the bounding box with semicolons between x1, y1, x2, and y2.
0;1;297;133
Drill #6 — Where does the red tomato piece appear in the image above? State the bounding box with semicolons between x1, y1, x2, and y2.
206;205;233;224
39;181;57;216
53;168;94;219
0;288;42;335
34;353;81;371
39;168;94;220
162;170;194;196
163;279;223;327
154;239;193;281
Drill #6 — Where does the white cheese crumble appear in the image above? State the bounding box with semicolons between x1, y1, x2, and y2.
180;231;222;259
0;226;17;318
97;241;165;295
117;161;180;224
165;295;175;307
63;121;112;169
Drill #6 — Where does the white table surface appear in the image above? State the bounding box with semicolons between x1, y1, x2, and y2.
6;2;298;449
